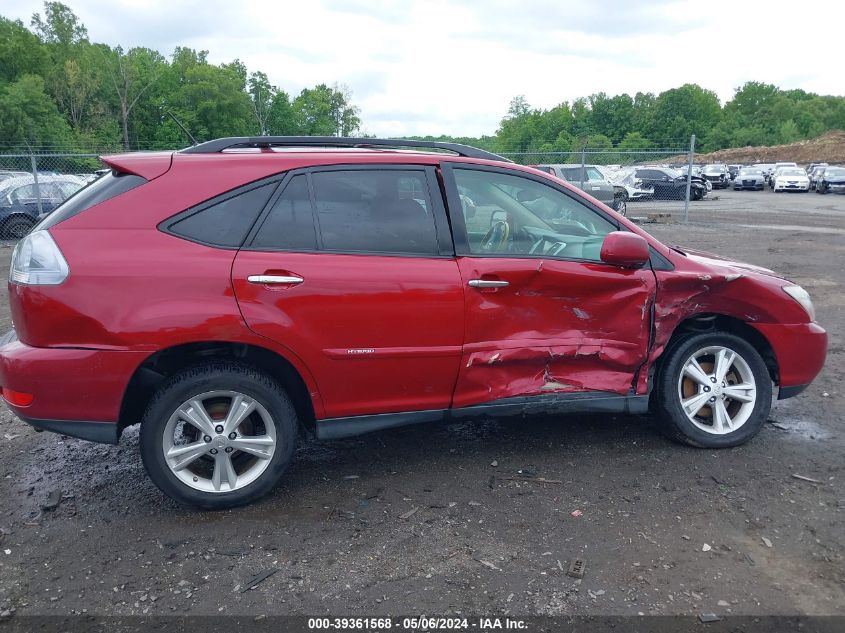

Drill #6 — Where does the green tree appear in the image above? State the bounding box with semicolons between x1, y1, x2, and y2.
100;46;163;149
0;73;72;146
292;83;360;136
266;90;297;135
617;131;652;150
589;92;635;144
248;71;275;135
0;17;50;83
30;1;87;47
650;84;721;146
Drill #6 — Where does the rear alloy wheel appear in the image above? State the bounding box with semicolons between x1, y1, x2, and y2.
140;363;297;508
654;332;771;448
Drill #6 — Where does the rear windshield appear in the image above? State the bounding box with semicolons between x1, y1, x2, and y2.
36;171;147;231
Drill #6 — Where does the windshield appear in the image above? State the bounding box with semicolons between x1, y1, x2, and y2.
739;169;763;176
824;168;845;177
704;164;725;171
779;169;805;177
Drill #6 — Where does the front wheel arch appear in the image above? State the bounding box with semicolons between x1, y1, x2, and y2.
652;314;779;391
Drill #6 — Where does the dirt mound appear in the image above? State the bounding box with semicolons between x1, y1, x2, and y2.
670;130;845;166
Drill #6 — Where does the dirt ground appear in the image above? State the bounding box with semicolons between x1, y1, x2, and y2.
665;129;845;165
0;187;842;619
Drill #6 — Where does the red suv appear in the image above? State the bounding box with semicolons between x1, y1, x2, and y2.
0;137;827;508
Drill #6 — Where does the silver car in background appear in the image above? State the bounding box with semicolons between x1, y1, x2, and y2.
733;167;766;191
533;164;627;214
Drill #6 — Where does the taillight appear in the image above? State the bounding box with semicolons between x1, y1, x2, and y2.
9;230;69;285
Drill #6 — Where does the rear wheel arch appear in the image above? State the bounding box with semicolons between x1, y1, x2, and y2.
119;341;318;438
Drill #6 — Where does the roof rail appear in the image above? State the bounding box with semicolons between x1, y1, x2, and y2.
179;136;511;163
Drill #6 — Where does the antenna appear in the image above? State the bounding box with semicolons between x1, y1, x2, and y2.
164;109;198;146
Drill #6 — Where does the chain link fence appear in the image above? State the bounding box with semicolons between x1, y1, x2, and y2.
0;152;101;239
500;138;699;221
0;136;699;239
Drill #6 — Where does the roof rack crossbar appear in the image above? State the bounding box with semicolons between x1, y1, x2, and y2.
179;136;511;162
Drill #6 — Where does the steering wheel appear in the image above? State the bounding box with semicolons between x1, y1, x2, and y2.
480;220;510;252
522;225;567;256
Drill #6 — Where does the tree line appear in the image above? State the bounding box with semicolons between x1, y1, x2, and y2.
2;2;844;154
414;83;845;156
0;2;361;151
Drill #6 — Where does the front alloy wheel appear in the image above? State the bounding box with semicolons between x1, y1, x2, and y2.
677;346;757;435
654;332;771;447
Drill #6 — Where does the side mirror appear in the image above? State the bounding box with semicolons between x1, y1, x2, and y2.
600;231;650;268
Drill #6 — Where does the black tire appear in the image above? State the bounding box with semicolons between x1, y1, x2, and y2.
652;332;772;448
818;185;827;195
140;362;298;509
613;195;627;216
3;216;34;240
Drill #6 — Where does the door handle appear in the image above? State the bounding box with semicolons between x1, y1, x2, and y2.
468;279;509;289
247;274;304;285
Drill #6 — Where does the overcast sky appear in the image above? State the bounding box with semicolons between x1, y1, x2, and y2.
2;0;844;136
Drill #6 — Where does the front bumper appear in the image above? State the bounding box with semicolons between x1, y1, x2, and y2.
0;330;150;443
734;180;764;189
751;322;827;399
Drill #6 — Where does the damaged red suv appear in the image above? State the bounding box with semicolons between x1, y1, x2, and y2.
0;137;826;508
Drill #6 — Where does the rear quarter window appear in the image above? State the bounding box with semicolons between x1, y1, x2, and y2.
166;182;278;248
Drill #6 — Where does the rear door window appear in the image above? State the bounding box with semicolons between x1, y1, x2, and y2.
310;169;439;255
251;175;317;250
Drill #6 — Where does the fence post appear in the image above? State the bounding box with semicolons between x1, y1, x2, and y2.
29;153;43;217
682;134;696;223
579;145;586;189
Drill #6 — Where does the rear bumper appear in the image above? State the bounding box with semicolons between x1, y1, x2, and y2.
19;416;120;444
0;331;149;443
751;322;827;399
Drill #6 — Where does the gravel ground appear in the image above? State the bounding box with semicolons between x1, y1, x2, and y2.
0;187;842;619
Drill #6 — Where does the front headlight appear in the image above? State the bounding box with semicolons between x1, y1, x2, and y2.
783;285;815;321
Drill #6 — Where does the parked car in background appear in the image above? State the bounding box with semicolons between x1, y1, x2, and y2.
772;168;810;192
816;166;845;194
728;165;742;180
0;175;85;238
533;164;626;214
754;163;776;184
808;165;828;190
806;162;828;175
597;166;654;212
733;167;766;191
0;170;30;183
701;164;731;189
773;162;798;178
634;167;708;200
0;136;826;508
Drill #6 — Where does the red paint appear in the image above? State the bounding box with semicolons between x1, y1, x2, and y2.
0;148;827;435
452;256;654;407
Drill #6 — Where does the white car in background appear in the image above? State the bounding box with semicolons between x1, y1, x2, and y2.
772;167;810;192
596;166;655;201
